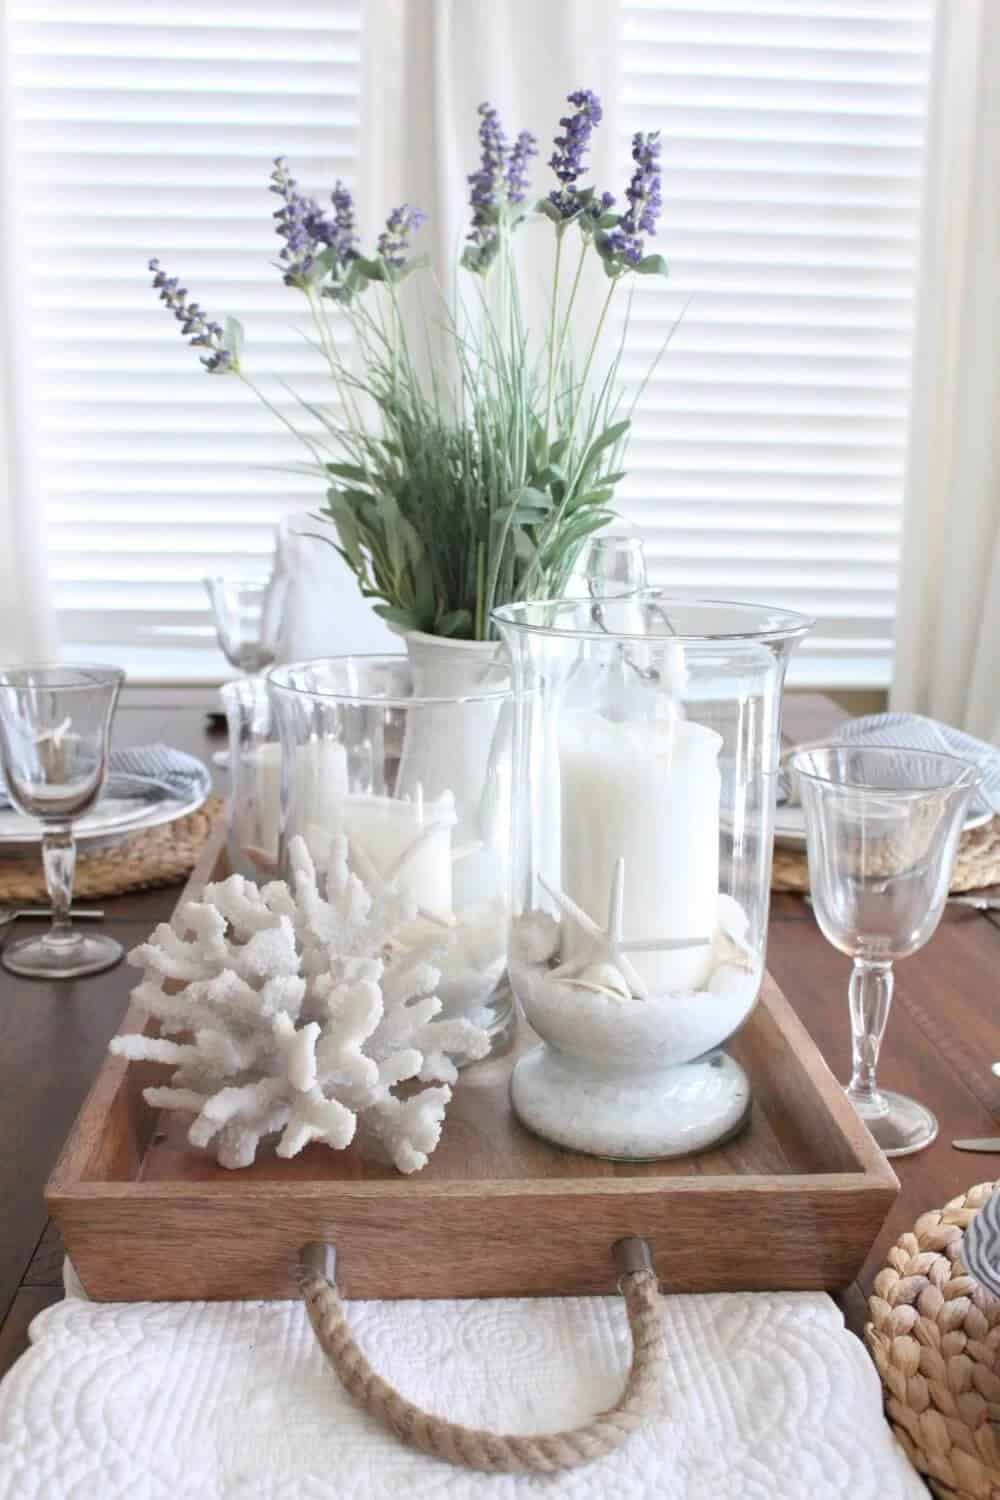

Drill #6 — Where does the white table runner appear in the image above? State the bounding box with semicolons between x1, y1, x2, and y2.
0;1285;924;1498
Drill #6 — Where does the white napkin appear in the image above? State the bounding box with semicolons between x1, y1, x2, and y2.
0;744;210;811
274;510;395;662
0;1286;923;1498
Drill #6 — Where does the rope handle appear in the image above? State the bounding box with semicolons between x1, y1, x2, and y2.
299;1236;665;1475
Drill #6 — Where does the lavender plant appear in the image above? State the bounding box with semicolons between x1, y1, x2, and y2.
148;92;668;639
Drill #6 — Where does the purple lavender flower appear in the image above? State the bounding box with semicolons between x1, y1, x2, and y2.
605;131;663;267
465;105;538;262
548;89;604;218
269;157;326;285
467;103;508;249
377;204;427;271
148;258;234;373
505;128;538;206
331;179;359;259
269;158;359;288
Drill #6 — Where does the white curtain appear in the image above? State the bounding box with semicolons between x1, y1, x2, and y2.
891;0;1000;741
361;0;621;375
0;3;56;665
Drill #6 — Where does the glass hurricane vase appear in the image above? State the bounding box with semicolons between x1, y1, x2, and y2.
268;656;515;1055
493;595;811;1160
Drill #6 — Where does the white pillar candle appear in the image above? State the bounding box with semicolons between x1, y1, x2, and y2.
247;739;455;917
297;737;350;829
335;789;456;920
253;739;350;861
557;711;722;994
252;742;283;859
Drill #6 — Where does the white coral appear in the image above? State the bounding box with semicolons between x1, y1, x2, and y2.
112;832;490;1173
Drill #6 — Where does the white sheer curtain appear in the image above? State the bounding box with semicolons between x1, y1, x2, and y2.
0;3;56;666
360;0;620;374
891;0;1000;741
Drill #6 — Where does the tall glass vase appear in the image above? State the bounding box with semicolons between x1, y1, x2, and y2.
493;595;811;1160
220;675;281;875
268;656;515;1055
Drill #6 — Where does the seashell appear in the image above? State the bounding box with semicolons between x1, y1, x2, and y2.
510;911;561;965
560;961;636;1001
709;895;756;973
717;893;750;942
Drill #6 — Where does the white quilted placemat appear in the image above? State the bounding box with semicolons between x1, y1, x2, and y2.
0;1289;924;1499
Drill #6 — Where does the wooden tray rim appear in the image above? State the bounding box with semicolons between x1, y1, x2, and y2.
47;825;898;1210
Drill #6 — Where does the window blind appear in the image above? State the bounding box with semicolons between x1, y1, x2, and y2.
9;0;361;681
11;0;934;686
615;0;934;686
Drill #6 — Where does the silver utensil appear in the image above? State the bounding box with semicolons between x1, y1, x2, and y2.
949;890;1000;910
953;1138;1000;1152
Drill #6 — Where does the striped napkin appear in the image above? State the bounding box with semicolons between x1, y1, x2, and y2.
780;713;1000;816
0;743;209;811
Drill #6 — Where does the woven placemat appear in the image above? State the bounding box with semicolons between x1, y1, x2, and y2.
0;796;224;903
773;814;1000;895
866;1181;1000;1499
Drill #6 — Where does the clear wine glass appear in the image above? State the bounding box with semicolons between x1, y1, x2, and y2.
791;744;980;1155
0;664;125;979
568;532;648;600
204;574;288;676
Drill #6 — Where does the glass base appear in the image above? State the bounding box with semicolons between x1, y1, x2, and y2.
511;1044;752;1160
452;984;517;1066
847;1087;938;1157
2;929;124;980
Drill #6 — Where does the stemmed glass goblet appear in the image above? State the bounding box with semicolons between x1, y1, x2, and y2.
0;665;125;978
569;532;648;601
204;574;288;676
791;745;980;1155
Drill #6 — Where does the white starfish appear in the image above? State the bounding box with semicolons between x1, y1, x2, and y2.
540;857;712;1001
346;786;458;930
347;833;454;931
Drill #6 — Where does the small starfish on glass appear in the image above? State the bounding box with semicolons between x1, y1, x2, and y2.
539;856;712;1001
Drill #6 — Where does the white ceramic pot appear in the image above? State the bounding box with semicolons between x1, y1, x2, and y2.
398;631;505;795
397;631;511;900
402;629;506;697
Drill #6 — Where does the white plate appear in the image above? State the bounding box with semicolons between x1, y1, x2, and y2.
773;801;992;851
0;767;212;856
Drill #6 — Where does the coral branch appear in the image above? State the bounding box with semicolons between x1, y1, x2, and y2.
112;834;489;1172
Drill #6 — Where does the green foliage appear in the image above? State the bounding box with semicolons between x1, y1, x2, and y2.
300;244;634;640
236;205;667;639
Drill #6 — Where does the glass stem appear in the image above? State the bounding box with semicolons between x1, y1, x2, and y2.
41;826;78;947
846;958;894;1116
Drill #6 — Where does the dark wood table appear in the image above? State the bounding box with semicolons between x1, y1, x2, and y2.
2;694;999;1378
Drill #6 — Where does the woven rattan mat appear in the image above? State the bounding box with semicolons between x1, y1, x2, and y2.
0;796;224;903
867;1182;1000;1500
773;814;1000;895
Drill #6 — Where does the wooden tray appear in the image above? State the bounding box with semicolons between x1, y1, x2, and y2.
47;834;899;1302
